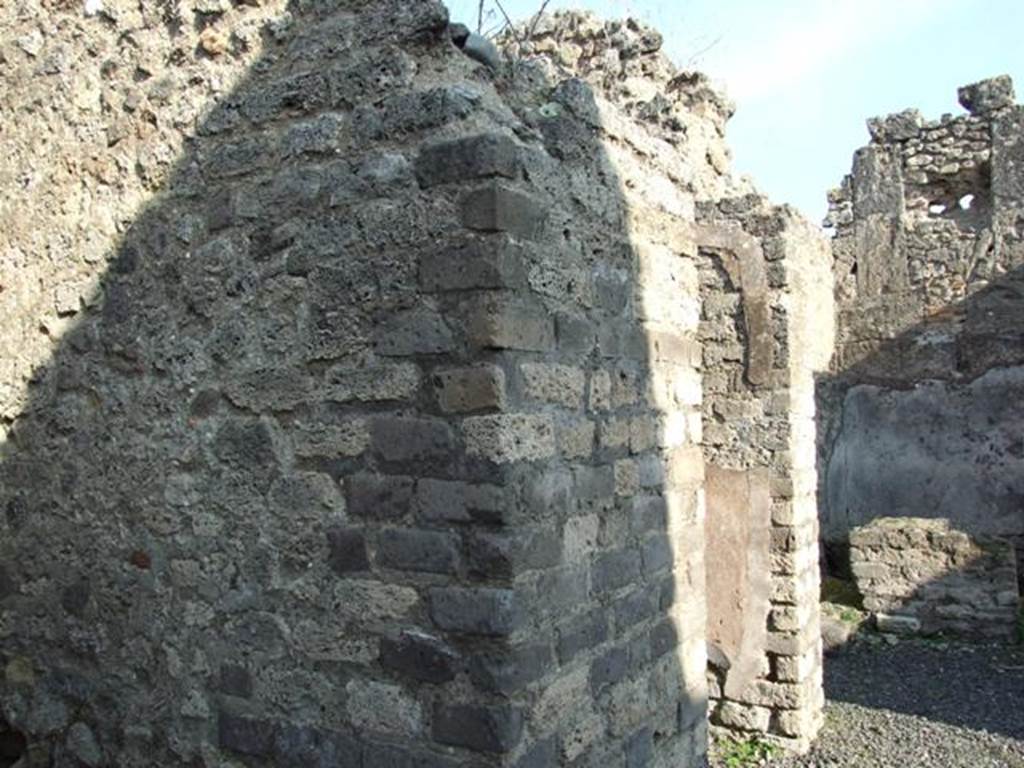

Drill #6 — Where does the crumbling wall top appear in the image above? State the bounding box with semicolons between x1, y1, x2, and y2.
500;11;734;130
491;10;745;202
958;74;1016;116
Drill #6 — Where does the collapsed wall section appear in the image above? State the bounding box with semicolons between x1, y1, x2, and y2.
696;199;831;751
822;77;1024;569
849;518;1020;640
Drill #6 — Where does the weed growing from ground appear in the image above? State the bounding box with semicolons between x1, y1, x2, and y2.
716;737;775;767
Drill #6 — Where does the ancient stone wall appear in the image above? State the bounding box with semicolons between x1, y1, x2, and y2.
822;78;1024;567
0;2;786;766
0;2;834;764
850;518;1020;640
504;11;830;754
0;0;298;442
696;199;831;751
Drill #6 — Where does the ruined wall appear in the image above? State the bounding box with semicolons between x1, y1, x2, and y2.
850;518;1020;640
696;200;830;751
0;2;835;763
822;77;1024;557
505;12;829;754
0;3;752;766
0;0;298;441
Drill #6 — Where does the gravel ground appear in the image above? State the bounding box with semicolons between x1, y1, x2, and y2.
714;638;1024;768
775;639;1024;767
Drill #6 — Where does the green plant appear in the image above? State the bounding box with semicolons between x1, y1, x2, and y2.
839;607;861;624
718;737;775;767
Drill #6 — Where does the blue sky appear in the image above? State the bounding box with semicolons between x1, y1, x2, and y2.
446;0;1024;223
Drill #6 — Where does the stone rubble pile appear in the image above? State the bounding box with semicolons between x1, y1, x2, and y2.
850;518;1020;640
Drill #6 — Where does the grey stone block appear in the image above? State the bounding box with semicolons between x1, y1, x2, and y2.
626;632;651;672
460;183;547;241
281;114;346;157
465;297;555;352
467;529;562;578
513;737;558;768
468;642;554;695
375;307;456;356
874;613;921;634
420;239;526;293
379;630;459;684
0;564;14;600
362;743;465;768
372;417;456;466
535;566;589;615
224;367;311;412
218;664;252;699
429;587;525;636
556;610;609;664
631;496;668;535
624;727;653;768
649;619;678;659
433;365;507;413
462;33;502;70
572;465;615;501
595;271;629;313
591;548;641;594
353;85;480;141
416;133;520;187
417;478;508;525
432;703;524;753
273;725;360;768
520;470;573;518
590;647;628;694
347;474;415;520
555;312;597;357
218;713;275;757
213;419;278;470
613;588;660;629
658;575;676;612
65;723;102;768
205;136;274;179
326;527;370;574
597;322;647;360
641;535;673;576
60;580;90;617
242;71;329;123
865;109;923;143
377;528;461;574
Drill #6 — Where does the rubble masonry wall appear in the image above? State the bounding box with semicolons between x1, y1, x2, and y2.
0;2;830;765
822;77;1024;569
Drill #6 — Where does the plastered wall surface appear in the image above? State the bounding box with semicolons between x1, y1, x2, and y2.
822;77;1024;552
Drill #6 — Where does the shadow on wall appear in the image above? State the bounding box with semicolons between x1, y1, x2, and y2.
0;2;709;766
843;516;1020;640
816;266;1024;733
817;261;1024;579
